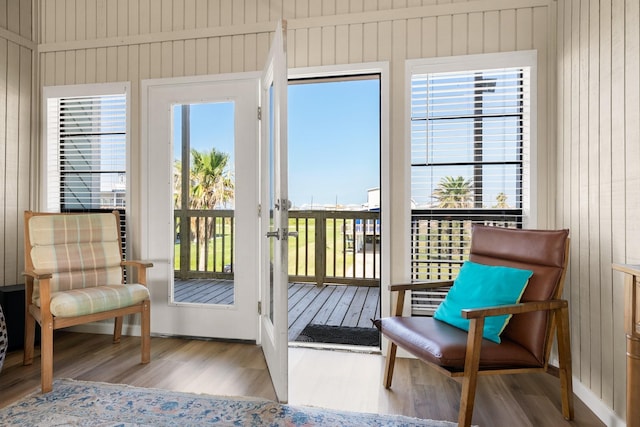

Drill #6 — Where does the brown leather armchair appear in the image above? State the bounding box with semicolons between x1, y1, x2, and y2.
374;225;573;427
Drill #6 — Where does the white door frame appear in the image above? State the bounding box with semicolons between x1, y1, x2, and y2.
288;62;391;327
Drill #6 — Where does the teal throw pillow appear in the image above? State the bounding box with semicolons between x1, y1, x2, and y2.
433;261;533;343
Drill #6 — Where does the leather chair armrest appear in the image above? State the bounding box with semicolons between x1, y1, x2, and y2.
461;299;568;319
389;280;454;292
388;280;454;316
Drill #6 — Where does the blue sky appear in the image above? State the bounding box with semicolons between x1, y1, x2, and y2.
173;78;381;208
288;79;380;207
171;70;522;211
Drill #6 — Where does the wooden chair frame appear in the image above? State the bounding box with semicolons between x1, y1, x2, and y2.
22;210;153;393
381;238;573;427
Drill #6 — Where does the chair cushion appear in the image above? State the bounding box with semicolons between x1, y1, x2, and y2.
27;213;125;301
35;284;150;318
28;213;120;246
433;261;533;343
374;316;542;370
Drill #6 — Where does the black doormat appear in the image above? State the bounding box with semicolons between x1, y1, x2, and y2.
295;324;380;347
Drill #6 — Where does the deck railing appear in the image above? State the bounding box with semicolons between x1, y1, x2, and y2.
174;209;235;280
288;210;380;287
174;209;380;286
409;208;522;282
173;208;521;288
409;208;522;315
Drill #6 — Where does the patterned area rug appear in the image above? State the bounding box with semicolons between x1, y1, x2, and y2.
0;379;458;426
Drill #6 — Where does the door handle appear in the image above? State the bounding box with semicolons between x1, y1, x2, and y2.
266;229;297;240
265;230;280;239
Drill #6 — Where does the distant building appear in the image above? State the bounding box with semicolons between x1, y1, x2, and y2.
366;187;380;210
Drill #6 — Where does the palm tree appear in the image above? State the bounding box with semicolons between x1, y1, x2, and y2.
188;148;235;270
432;176;473;208
190;148;234;209
493;192;510;208
173;159;182;209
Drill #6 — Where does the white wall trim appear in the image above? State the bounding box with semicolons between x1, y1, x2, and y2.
0;27;36;50
573;377;626;427
37;0;550;54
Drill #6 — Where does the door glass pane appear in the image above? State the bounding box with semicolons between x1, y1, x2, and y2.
172;102;236;306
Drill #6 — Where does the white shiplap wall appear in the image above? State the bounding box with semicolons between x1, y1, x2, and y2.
557;0;637;422
27;0;627;423
0;0;34;286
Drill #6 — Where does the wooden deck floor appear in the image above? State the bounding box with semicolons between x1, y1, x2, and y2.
174;279;380;343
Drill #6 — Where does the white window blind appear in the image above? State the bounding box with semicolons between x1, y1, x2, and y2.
46;93;127;212
409;66;530;316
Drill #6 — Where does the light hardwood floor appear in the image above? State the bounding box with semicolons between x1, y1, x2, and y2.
0;331;604;426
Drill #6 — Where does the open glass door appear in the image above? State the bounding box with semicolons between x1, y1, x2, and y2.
259;20;289;403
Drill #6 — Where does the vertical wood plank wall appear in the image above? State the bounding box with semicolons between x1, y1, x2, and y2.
0;0;33;286
35;0;557;278
556;0;638;419
2;0;630;423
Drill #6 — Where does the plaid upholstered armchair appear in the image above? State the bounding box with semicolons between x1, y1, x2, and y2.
22;211;153;392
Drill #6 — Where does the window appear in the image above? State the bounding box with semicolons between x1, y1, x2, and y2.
44;84;128;213
43;83;129;253
407;52;535;315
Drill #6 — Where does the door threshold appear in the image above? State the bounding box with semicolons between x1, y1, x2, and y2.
288;341;381;354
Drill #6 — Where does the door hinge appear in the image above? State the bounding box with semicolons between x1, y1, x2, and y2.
258;301;262;315
257;106;262;120
258;203;261;216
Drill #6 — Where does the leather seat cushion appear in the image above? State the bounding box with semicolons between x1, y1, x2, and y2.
374;316;542;370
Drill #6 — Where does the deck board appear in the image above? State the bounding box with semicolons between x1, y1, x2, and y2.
308;285;347;325
326;285;357;326
358;288;380;328
174;279;380;344
342;286;369;327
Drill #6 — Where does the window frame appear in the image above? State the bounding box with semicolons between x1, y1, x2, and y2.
404;51;537;314
41;82;131;214
41;82;131;260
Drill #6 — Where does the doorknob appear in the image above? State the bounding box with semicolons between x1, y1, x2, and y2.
265;230;280;239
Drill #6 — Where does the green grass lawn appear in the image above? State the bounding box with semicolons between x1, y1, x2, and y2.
175;218;354;276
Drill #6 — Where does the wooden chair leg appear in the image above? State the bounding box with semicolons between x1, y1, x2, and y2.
23;309;35;366
113;316;123;343
556;306;575;420
141;300;150;364
458;318;484;427
383;341;398;389
40;319;54;393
